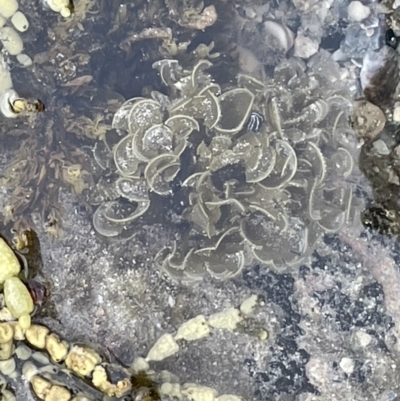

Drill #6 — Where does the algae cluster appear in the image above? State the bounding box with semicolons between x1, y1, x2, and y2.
92;56;360;283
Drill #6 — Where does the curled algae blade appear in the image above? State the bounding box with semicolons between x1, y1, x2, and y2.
237;133;277;183
112;97;144;132
172;87;221;129
317;207;346;233
329;147;354;180
113;134;141;176
101;198;150;224
144;154;180;195
215;88;254;135
152;59;181;86
189;195;221;238
196;226;239;255
141;124;174;158
279;127;306;143
128;99;163;135
198;83;221;96
237;74;266;94
191;59;213;89
296;141;327;185
306;99;329;124
182;172;205;188
181;251;208;283
197;89;220;128
115;177;149;202
93;140;113;171
206;251;245;280
93;203;124;237
195;228;246;280
165;114;200;139
167;242;190;270
267;98;283;135
258;140;297;189
260;217;308;269
205;198;246;214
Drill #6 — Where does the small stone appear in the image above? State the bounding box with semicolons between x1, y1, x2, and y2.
352;100;386;142
0;15;7;28
0;0;18;19
294;34;319;59
355;330;372;347
14;344;32;361
373;139;390;156
393;104;400;122
0;27;24;56
348;1;370;22
0;357;16;376
11;11;29;32
258;329;268;341
0;238;20;284
339;357;355;375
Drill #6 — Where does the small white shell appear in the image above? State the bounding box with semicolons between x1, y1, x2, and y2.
0;0;18;19
0;27;23;55
263;21;294;53
0;89;19;118
43;0;72;17
16;53;33;67
11;11;29;32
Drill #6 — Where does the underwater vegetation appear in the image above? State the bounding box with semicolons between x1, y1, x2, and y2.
0;0;231;236
92;55;361;283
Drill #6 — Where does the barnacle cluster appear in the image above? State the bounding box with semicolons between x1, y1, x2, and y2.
93;56;359;283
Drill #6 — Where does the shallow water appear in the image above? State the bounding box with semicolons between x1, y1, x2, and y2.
1;0;400;400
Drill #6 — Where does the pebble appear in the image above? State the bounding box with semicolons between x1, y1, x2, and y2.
0;0;18;19
294;34;319;59
356;330;372;347
11;11;28;32
348;1;370;22
393;103;400;122
339;357;355;375
373;139;390;155
352;99;386;142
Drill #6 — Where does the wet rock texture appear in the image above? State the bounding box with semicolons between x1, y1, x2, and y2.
20;192;400;401
2;0;400;400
